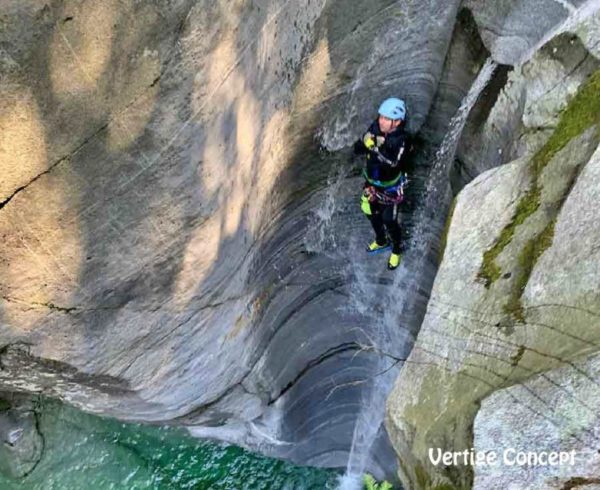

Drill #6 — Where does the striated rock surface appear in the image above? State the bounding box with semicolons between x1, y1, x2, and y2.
3;0;600;484
0;0;465;479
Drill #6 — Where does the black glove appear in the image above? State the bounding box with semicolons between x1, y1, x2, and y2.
353;139;367;155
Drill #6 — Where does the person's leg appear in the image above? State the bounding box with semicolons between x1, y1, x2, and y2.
382;204;402;254
367;201;388;245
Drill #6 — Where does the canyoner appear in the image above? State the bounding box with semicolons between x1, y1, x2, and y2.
354;98;410;270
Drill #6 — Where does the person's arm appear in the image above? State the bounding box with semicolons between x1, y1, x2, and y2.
380;132;407;167
353;138;368;155
353;121;378;155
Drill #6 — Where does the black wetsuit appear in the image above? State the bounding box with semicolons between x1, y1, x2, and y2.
354;120;410;254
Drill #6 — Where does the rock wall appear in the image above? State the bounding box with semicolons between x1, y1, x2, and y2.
455;32;598;190
0;395;42;480
4;0;598;485
385;7;600;486
473;352;600;489
0;0;465;480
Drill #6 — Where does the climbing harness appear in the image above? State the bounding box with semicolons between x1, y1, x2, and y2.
360;173;408;215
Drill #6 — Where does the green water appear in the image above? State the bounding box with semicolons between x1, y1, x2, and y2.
2;400;341;490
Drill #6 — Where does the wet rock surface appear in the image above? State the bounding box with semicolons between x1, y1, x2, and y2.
0;0;462;479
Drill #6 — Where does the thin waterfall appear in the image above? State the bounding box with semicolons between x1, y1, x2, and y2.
311;1;598;486
336;57;497;490
334;0;600;474
424;58;498;213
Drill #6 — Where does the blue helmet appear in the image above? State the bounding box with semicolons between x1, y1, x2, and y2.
378;97;406;120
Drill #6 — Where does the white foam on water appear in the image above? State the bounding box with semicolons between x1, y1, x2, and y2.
336;472;364;490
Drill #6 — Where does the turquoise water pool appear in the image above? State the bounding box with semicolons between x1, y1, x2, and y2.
2;399;341;490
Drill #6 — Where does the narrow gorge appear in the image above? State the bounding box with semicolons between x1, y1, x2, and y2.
1;1;600;489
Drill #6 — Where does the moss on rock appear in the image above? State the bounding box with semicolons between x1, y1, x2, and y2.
531;69;600;179
503;219;556;321
478;69;600;289
478;186;541;287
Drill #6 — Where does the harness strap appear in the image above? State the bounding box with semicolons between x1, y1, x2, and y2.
363;169;404;188
366;174;408;206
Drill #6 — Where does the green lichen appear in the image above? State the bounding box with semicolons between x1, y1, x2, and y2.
503;219;556;321
531;69;600;180
478;186;541;287
509;344;527;367
478;68;600;288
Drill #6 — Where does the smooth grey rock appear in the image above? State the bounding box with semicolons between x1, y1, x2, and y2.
473;352;600;490
455;33;599;190
2;0;599;484
522;137;600;359
385;157;531;489
317;0;462;149
463;0;600;65
420;9;490;148
576;9;600;58
0;0;461;479
385;129;600;488
521;35;598;129
0;399;43;480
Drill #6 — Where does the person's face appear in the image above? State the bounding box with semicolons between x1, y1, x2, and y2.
378;115;401;134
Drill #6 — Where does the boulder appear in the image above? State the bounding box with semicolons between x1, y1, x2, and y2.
385;66;600;487
0;398;43;480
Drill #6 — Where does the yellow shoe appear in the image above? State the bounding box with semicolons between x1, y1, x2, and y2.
366;241;390;254
388;252;401;270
